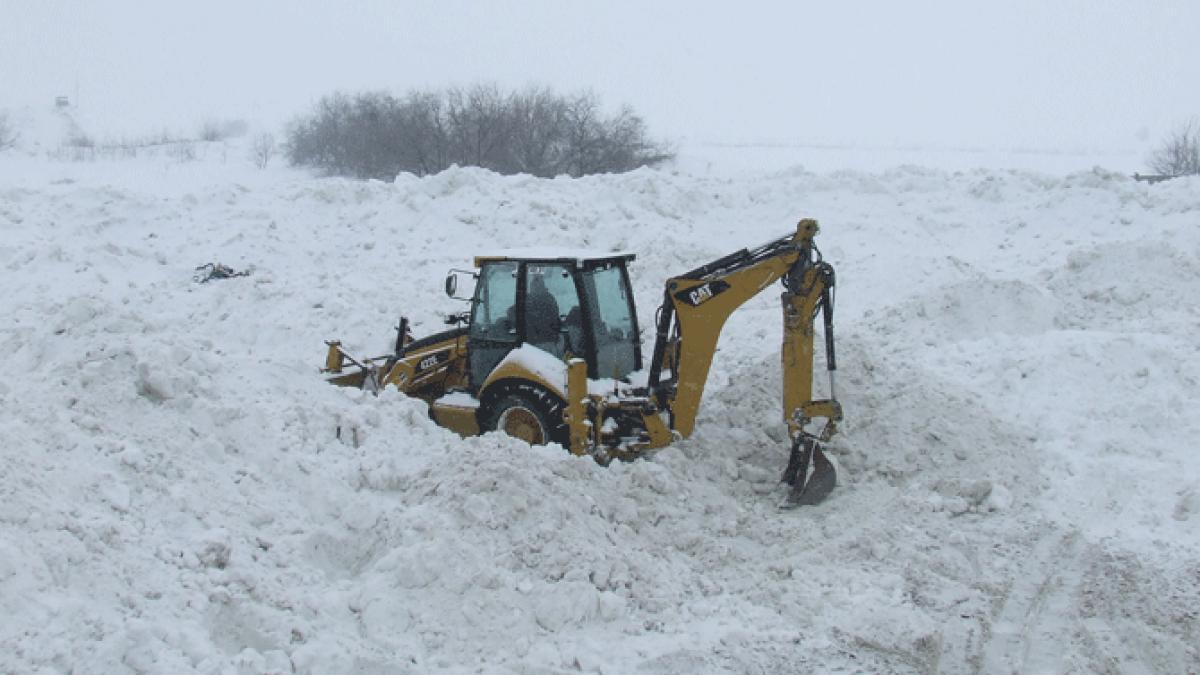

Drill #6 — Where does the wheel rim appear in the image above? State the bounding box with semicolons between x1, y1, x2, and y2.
496;405;546;445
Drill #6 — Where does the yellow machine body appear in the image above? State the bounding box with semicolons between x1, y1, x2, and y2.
323;218;843;503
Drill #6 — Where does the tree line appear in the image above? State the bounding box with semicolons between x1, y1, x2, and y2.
286;85;674;180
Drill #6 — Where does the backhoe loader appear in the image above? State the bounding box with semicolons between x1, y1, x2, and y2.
323;218;842;505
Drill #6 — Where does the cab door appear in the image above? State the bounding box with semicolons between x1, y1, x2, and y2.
468;261;519;389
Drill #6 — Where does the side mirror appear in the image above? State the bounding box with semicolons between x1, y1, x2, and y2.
444;269;477;301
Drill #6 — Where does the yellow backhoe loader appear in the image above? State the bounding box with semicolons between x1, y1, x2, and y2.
323;218;842;506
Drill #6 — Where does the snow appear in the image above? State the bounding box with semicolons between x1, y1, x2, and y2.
492;344;569;393
2;125;1199;673
434;391;479;409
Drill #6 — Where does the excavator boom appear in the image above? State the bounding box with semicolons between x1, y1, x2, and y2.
639;218;842;503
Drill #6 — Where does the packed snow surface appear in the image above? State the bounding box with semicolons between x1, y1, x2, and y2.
2;143;1199;673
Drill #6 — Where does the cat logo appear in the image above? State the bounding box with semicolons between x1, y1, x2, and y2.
674;279;730;307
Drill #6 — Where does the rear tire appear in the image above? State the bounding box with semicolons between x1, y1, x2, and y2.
483;385;570;448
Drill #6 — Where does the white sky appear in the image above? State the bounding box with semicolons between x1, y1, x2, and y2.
3;0;1199;150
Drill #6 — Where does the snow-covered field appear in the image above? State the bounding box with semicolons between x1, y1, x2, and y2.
2;116;1199;673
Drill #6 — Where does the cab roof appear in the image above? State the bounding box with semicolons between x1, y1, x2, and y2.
474;248;636;268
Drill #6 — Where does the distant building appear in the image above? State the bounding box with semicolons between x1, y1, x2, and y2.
55;96;70;109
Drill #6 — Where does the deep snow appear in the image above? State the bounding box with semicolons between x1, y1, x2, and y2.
1;122;1199;673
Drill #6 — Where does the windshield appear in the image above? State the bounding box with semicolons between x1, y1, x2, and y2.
582;264;638;379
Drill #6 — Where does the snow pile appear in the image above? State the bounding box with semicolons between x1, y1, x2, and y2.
2;150;1198;672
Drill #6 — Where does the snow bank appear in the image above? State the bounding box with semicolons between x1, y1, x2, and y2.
2;151;1198;672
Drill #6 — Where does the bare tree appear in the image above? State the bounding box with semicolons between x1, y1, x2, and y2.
599;105;675;173
506;86;567;176
1148;119;1200;176
560;92;604;177
397;91;450;175
287;93;358;175
251;132;276;169
0;112;18;151
445;84;511;170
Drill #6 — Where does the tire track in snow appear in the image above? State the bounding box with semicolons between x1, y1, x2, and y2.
1076;616;1157;675
980;529;1087;675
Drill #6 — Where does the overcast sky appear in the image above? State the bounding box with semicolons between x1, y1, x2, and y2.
3;0;1199;150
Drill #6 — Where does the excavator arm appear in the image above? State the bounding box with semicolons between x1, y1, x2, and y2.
645;218;842;504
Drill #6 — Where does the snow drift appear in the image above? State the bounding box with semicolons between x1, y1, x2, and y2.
2;150;1198;673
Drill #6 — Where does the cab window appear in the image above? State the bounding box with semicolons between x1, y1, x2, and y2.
468;261;518;387
470;262;518;339
582;264;637;379
524;264;582;359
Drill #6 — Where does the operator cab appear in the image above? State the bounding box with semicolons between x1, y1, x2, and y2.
453;251;641;390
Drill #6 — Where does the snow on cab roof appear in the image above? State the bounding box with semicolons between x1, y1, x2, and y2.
474;248;635;267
